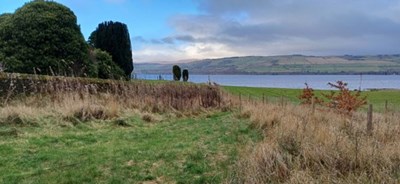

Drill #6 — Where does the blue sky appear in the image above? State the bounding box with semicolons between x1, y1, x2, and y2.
2;0;400;63
0;0;197;48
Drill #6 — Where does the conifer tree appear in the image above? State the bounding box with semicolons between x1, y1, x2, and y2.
89;21;134;79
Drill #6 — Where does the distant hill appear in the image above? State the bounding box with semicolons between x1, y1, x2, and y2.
135;55;400;75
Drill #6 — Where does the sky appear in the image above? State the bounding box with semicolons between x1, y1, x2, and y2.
1;0;400;63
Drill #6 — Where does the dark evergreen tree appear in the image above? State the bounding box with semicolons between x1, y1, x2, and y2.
182;69;189;82
0;13;12;66
0;13;11;27
89;21;133;79
172;65;181;81
0;0;90;76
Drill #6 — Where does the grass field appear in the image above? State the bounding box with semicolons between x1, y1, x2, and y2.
0;112;261;183
223;86;400;112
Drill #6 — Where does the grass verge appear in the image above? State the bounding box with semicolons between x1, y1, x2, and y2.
0;112;261;183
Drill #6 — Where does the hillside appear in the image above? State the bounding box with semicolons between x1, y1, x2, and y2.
135;55;400;75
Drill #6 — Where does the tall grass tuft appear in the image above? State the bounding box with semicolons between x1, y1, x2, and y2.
0;72;224;125
231;99;400;183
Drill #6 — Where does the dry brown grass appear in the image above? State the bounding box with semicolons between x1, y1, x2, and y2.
0;73;225;126
231;100;400;183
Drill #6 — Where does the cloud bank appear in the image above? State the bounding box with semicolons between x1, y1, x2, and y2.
134;0;400;63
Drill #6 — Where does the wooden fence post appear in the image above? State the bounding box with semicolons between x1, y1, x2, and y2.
385;100;388;112
385;100;388;123
311;96;315;115
367;104;373;135
239;93;242;111
262;93;265;104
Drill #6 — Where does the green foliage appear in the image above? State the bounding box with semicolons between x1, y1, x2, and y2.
0;0;90;76
172;65;181;81
182;69;189;82
0;13;11;27
89;21;133;79
0;13;12;66
88;49;125;79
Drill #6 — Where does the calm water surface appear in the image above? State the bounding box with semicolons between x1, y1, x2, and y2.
136;74;400;90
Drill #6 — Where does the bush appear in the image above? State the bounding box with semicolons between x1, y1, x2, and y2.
299;81;367;114
182;69;189;82
172;65;181;81
323;81;367;114
298;83;323;105
88;48;125;80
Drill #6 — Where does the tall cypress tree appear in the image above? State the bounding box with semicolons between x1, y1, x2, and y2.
89;21;133;79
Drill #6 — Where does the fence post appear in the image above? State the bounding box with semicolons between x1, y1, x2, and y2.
385;100;388;123
262;93;265;104
385;100;388;112
239;93;242;111
311;96;315;115
367;104;373;135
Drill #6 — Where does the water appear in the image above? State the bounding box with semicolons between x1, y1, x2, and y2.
135;74;400;90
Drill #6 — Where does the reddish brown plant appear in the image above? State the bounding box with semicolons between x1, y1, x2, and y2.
298;83;323;105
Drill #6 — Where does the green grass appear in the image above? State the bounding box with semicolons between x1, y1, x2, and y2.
223;86;400;112
0;112;261;184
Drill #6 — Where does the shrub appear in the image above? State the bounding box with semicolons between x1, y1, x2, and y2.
298;83;323;105
323;81;367;114
182;69;189;82
172;65;181;81
88;48;125;79
299;81;367;114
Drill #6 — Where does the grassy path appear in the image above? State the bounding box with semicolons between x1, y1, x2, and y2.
0;112;261;183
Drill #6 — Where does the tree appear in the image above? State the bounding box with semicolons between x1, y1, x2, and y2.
88;48;125;79
322;81;367;114
0;0;90;76
0;13;11;27
172;65;181;81
298;81;367;115
89;21;133;79
182;69;189;82
0;13;12;67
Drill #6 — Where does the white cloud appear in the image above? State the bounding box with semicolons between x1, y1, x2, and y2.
133;42;237;63
133;0;400;62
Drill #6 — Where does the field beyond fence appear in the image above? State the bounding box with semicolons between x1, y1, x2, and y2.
223;85;400;112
